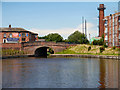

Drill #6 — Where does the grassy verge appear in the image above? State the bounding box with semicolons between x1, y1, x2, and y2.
55;44;120;56
1;49;28;56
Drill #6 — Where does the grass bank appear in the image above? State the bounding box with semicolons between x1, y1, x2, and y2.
0;49;28;56
56;44;120;56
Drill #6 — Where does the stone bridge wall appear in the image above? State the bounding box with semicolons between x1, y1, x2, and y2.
1;41;77;55
22;42;77;55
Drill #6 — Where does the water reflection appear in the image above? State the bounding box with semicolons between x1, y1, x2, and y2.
2;57;119;88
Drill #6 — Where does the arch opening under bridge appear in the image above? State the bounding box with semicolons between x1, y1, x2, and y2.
34;46;54;57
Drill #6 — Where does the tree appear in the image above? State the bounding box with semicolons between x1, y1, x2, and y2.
92;35;105;45
93;40;99;45
67;31;89;44
45;33;63;42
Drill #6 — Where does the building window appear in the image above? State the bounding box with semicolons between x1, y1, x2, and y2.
118;16;120;20
19;33;21;37
105;20;108;24
105;25;107;28
109;23;111;26
26;33;28;37
4;33;6;38
35;35;37;38
105;35;108;40
9;33;12;38
109;30;111;34
22;38;25;41
105;29;107;33
116;26;117;31
29;34;31;39
22;33;25;37
116;30;117;34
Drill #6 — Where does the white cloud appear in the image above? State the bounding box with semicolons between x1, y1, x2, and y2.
29;22;98;40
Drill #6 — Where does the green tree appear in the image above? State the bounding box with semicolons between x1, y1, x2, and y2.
67;31;89;44
93;34;104;45
93;40;98;45
45;33;63;42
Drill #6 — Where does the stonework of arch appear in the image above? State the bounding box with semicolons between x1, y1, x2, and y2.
23;45;67;56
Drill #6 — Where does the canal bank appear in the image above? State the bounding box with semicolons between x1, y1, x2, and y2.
1;54;120;60
1;54;34;59
50;54;120;60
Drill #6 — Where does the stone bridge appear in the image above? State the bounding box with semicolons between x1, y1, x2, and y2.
22;41;77;57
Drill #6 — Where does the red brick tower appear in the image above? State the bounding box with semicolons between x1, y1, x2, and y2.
98;4;106;37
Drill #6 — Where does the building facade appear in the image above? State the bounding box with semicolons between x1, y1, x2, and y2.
0;25;38;43
104;12;120;47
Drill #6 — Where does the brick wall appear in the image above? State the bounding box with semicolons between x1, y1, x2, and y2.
2;43;22;50
104;12;120;47
1;32;38;43
98;4;105;37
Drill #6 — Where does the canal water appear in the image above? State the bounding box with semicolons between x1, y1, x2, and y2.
2;57;119;88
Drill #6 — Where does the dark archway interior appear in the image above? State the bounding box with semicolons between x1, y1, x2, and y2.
35;47;54;57
35;47;48;57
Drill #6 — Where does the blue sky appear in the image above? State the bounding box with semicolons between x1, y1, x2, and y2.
2;2;118;39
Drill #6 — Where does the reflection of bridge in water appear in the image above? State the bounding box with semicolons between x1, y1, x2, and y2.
22;41;77;57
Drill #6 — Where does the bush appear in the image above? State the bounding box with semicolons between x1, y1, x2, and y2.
48;48;54;54
100;47;105;53
112;46;116;50
88;46;91;51
103;44;108;48
93;40;100;45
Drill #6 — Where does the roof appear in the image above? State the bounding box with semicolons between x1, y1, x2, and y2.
0;27;38;35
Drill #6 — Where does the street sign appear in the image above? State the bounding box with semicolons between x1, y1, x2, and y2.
6;38;19;43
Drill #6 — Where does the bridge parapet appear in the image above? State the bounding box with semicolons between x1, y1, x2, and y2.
22;41;42;47
22;41;76;47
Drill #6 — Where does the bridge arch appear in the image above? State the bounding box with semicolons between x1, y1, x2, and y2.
34;46;54;57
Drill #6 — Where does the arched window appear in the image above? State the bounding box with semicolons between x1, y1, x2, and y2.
4;33;6;38
9;33;12;38
22;33;25;37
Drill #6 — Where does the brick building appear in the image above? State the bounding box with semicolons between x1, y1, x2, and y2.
97;4;106;37
104;12;120;47
0;25;38;43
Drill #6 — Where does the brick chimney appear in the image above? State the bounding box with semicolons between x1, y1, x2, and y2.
97;4;106;37
9;24;11;28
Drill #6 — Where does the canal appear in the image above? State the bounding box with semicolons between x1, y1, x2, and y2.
2;57;119;88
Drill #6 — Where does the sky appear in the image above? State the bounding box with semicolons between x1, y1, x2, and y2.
1;2;119;39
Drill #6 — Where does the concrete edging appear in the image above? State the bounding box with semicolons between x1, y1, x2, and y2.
1;55;34;59
1;54;120;60
50;54;120;60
